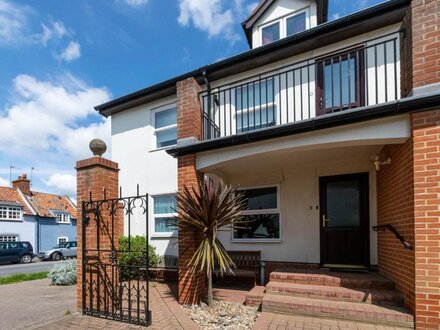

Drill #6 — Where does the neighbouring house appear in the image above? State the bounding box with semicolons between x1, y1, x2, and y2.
0;174;77;253
94;0;440;328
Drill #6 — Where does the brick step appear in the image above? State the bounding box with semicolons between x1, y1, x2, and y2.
262;294;414;328
270;268;394;290
266;281;403;306
245;285;265;307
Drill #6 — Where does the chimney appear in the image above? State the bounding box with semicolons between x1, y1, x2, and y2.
12;174;31;195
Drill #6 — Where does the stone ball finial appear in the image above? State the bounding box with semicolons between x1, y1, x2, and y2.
89;139;107;157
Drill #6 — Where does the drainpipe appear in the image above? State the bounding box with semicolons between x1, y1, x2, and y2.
36;215;40;253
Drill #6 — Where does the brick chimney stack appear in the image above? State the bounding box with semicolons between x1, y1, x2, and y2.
12;174;31;195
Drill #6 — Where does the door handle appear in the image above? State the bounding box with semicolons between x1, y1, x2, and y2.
322;214;330;228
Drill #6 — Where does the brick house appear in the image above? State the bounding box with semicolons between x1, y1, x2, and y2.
94;0;440;328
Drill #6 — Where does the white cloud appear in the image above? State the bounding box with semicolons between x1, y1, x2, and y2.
57;41;81;62
40;19;69;46
0;175;8;186
0;0;29;46
43;173;76;197
0;73;112;198
178;0;239;42
119;0;149;7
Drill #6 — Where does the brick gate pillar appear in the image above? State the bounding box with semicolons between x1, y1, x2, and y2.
76;143;121;311
176;77;206;304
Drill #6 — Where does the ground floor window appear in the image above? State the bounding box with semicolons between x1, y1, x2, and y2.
57;237;68;244
0;234;18;242
153;195;177;234
233;186;280;240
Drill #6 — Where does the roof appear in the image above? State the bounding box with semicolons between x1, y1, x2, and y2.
95;0;410;118
0;187;34;215
24;192;77;219
241;0;329;47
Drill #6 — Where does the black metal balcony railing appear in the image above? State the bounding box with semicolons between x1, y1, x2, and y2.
201;34;400;140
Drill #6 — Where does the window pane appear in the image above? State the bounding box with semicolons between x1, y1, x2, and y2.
156;127;177;148
155;217;177;232
155;108;177;129
326;180;360;227
236;106;275;133
286;12;306;36
262;22;280;45
234;214;280;239
243;187;277;210
154;196;177;214
324;56;357;109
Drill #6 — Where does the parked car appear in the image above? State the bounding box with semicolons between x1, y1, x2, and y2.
0;241;34;264
38;241;77;261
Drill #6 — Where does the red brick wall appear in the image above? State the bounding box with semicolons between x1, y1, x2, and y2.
377;141;415;312
176;77;206;304
412;110;440;329
76;156;122;311
411;0;440;89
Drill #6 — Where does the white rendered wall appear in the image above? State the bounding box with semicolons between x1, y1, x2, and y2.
111;96;178;257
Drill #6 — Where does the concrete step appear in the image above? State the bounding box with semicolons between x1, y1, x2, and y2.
266;281;403;306
262;294;414;328
270;268;394;290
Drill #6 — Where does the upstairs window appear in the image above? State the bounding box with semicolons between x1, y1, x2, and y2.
57;237;68;244
153;195;177;235
153;106;177;149
0;206;23;221
262;22;280;45
55;212;71;224
286;12;306;36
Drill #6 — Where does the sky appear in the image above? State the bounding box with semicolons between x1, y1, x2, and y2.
0;0;386;200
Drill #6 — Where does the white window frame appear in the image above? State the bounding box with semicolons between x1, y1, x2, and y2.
57;236;68;244
151;104;178;151
232;184;281;243
0;205;23;221
55;212;71;224
0;234;19;242
259;7;310;46
151;194;178;238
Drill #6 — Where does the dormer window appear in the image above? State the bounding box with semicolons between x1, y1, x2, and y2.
259;8;309;46
262;22;280;45
55;212;71;224
286;11;306;36
0;205;22;221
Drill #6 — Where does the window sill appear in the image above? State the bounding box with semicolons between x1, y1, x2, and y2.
56;222;71;225
0;219;23;222
231;238;282;243
151;233;178;239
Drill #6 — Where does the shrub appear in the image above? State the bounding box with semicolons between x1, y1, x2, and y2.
48;260;77;285
118;236;159;280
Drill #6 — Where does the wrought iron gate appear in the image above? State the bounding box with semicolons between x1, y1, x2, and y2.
82;190;151;326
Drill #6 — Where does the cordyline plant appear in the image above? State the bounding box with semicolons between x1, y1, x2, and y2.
175;177;247;307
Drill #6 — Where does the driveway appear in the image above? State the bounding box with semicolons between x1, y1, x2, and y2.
0;278;76;330
0;260;58;276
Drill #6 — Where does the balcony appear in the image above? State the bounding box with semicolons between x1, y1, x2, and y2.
201;34;400;141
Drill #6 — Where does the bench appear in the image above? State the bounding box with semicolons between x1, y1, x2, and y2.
214;251;261;285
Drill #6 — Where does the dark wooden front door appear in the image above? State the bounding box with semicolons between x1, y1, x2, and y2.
319;173;370;267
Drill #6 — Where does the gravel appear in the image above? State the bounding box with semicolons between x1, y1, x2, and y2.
183;300;260;330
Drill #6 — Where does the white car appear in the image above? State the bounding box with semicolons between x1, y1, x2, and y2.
38;241;77;261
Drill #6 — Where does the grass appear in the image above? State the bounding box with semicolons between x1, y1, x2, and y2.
0;271;48;285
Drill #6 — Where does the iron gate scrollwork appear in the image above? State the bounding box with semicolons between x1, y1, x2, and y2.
81;189;151;326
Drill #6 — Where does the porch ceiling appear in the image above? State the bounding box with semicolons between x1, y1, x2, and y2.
196;115;410;177
203;144;383;178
